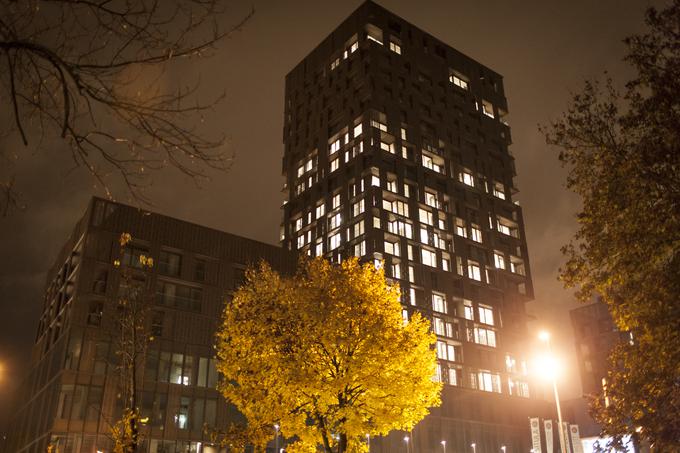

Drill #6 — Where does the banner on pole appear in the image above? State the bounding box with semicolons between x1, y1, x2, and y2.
569;425;584;453
530;418;542;453
562;422;571;453
544;420;554;453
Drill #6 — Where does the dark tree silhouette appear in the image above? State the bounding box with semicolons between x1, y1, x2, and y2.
543;1;680;449
0;0;252;214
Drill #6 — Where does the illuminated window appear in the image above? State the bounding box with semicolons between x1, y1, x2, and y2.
383;199;409;217
455;218;467;237
371;175;381;187
353;123;363;137
354;240;366;256
330;138;341;154
478;305;494;326
432;293;447;314
384;239;400;256
493;182;506;200
329;233;341;250
421;248;436;267
460;171;474;187
332;194;341;209
463;299;474;320
494;252;506;270
387;178;398;193
477;371;501;393
315;203;325;219
330;158;339;172
467;261;482;281
365;24;383;45
449;72;469;90
352;199;365;217
424;191;438;209
387;220;413;239
380;141;395;154
421;153;444;174
330;57;340;71
389;41;401;54
481;100;494;118
401;128;407;140
330;213;342;229
470;225;483;243
419;208;434;226
473;327;497;347
436;341;457;362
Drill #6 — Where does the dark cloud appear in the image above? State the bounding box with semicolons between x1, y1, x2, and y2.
0;0;657;427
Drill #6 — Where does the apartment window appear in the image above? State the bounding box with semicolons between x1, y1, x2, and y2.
354;241;366;256
330;213;342;230
497;216;518;238
505;354;517;373
419;208;434;226
330;138;341;154
383;199;409;217
294;217;303;232
433;317;446;336
156;282;202;312
194;259;207;282
354;123;363;137
388;40;401;54
349;40;359;53
365;24;383;45
467;261;482;281
421;248;436;267
455;218;467;237
384;239;400;256
391;263;401;279
449;72;469;90
151;311;164;337
424;191;438;208
432;293;446;314
352;220;365;238
510;257;526;276
459;171;474;187
122;244;149;268
470;225;483;243
87;301;103;326
329;233;341;250
421;153;444;174
371;175;381;187
408;265;415;283
380;140;395;154
352;199;365;217
387;219;413;239
473;327;497;347
494;252;506;270
481;100;495;118
477;371;501;393
332;193;341;209
401;127;407;140
442;256;450;272
92;268;108;294
509;379;530;398
448;367;460;386
175;396;190;429
436;341;457;362
330;57;340;71
315;241;323;256
463;299;474;320
478;305;494;326
316;202;325;219
330;158;339;172
493;182;506;200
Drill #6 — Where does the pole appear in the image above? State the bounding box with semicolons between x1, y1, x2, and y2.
546;337;566;453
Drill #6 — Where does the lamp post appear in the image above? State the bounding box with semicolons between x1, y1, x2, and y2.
274;424;279;453
539;331;566;453
471;443;476;453
404;436;410;453
501;445;506;453
366;434;371;453
441;440;446;453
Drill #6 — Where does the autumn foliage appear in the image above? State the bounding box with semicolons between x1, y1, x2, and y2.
215;257;441;453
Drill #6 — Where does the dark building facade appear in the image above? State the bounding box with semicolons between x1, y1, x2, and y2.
281;1;545;452
569;300;629;397
3;198;296;453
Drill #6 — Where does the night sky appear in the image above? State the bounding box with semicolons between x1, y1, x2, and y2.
0;0;655;429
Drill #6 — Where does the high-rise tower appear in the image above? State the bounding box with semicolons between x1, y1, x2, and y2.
281;2;544;451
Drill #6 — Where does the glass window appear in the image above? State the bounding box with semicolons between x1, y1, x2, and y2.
197;357;208;387
158;351;171;383
194;259;207;281
170;353;183;384
432;293;446;314
158;250;182;276
175;397;190;429
478;305;494;326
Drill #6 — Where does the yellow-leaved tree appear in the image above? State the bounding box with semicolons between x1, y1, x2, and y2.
215;257;441;453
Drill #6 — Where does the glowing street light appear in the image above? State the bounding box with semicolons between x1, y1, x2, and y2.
404;435;410;453
274;424;280;453
366;434;371;452
501;445;506;453
441;440;447;453
538;331;567;453
471;442;476;453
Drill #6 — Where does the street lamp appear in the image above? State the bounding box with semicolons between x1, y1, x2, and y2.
441;440;446;453
471;443;476;453
274;424;279;453
366;434;371;452
404;435;410;453
501;445;506;453
538;331;567;453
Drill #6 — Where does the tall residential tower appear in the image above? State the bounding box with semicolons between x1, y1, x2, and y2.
281;2;543;451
